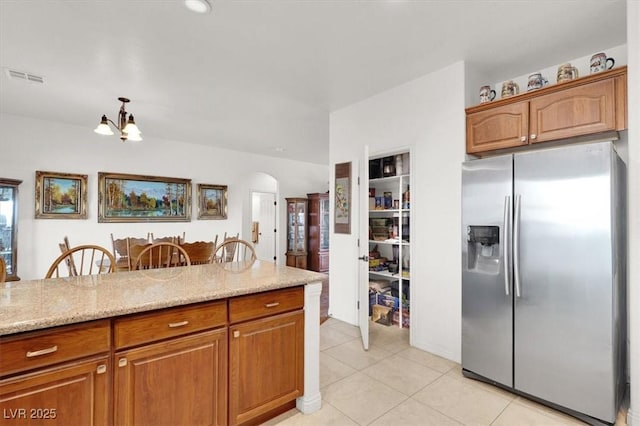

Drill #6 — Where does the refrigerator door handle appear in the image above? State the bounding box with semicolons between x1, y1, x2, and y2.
503;195;511;296
513;194;522;298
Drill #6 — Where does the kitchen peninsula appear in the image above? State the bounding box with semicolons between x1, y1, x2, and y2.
0;261;325;425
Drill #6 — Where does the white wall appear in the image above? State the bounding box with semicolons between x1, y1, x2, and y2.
329;61;466;362
0;113;328;280
626;1;639;424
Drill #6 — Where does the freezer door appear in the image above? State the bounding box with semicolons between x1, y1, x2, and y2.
513;142;617;422
461;155;513;387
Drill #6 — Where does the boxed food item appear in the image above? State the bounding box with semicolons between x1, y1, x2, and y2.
383;191;393;209
369;279;391;293
377;291;400;309
372;304;393;326
392;309;410;328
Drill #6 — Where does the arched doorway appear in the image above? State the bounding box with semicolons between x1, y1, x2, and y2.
243;173;278;263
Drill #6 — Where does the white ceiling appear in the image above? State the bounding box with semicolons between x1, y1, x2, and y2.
0;0;627;165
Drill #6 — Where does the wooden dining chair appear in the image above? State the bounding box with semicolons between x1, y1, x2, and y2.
124;236;153;271
45;245;115;278
213;238;257;263
130;242;191;270
58;236;77;276
150;232;185;244
180;241;215;265
0;257;6;283
111;234;149;271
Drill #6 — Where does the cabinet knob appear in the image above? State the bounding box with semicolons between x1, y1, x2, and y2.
530;134;537;140
97;364;107;374
520;136;527;143
118;358;128;368
233;330;240;338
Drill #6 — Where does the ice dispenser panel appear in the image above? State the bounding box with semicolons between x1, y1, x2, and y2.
466;226;500;273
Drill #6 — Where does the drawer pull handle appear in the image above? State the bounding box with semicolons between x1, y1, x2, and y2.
118;358;127;367
168;320;189;328
264;302;280;308
97;365;107;374
26;345;58;358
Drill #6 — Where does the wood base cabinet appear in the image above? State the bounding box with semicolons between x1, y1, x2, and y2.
0;356;110;426
229;287;304;425
114;329;228;426
113;301;228;426
0;320;111;426
466;66;627;154
0;288;307;426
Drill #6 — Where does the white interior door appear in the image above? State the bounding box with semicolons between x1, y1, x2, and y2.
251;191;276;262
358;146;370;350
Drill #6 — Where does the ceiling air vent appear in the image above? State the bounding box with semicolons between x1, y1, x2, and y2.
4;68;45;84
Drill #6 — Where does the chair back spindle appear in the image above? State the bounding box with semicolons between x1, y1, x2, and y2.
45;245;115;279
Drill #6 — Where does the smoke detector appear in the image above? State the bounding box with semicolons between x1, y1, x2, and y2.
4;68;45;84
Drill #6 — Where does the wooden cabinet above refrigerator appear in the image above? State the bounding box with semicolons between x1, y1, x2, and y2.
465;66;627;155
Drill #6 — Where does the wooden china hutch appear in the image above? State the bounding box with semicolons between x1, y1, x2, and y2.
285;198;308;269
306;192;329;272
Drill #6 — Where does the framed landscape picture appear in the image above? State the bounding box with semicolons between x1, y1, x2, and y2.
98;172;191;222
35;171;87;219
197;184;228;219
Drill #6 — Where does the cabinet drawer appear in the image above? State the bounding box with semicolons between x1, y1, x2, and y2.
229;286;304;324
114;300;227;350
0;320;110;377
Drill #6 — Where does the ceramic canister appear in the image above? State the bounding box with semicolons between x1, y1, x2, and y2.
590;52;615;74
501;80;519;98
557;63;579;83
479;85;496;103
527;73;548;91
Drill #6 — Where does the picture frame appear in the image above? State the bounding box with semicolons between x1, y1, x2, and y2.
35;171;87;219
334;161;351;234
98;172;191;223
197;184;228;220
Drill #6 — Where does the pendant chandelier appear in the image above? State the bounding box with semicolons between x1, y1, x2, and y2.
94;97;142;142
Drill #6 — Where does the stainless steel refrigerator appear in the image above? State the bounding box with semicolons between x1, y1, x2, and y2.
461;141;626;425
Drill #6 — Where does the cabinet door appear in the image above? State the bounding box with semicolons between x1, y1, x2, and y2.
0;356;110;426
529;78;616;143
466;101;529;154
229;310;304;425
296;255;307;270
319;197;329;250
318;252;329;272
114;329;227;426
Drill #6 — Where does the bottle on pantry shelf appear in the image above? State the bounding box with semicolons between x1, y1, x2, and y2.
395;155;403;175
402;185;410;209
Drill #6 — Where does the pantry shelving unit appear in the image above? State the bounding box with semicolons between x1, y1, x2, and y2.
368;151;411;328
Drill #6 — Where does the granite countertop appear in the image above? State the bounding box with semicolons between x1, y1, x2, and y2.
0;261;326;336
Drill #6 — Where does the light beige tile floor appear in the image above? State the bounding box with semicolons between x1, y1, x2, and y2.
267;318;629;426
